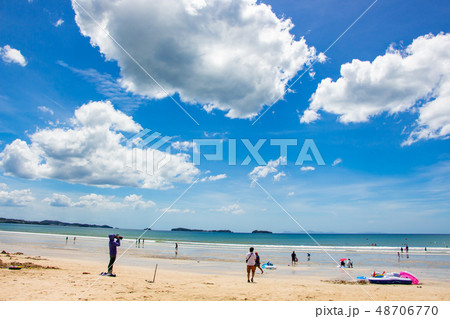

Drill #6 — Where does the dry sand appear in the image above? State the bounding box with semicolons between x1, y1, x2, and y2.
0;250;448;301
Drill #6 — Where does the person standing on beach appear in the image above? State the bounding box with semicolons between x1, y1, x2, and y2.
255;252;263;274
246;247;257;283
107;234;121;275
291;251;297;265
175;243;178;256
346;258;353;268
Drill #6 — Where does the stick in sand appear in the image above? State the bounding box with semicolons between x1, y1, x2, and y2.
146;264;158;283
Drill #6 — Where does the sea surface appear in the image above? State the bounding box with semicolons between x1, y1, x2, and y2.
0;223;448;248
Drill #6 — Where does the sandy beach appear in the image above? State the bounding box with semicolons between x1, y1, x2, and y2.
0;231;449;301
1;250;449;301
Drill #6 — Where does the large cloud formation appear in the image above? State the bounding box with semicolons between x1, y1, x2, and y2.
72;0;319;119
301;33;450;145
0;101;199;189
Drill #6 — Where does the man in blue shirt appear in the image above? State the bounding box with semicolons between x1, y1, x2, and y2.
107;234;121;275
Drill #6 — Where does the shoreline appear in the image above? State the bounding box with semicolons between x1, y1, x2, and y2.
0;246;449;301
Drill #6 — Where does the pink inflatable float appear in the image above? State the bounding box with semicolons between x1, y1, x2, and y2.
399;271;419;285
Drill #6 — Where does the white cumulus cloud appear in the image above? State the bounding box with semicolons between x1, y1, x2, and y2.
43;192;155;210
72;193;113;208
72;0;320;119
124;194;155;209
249;156;284;183
0;188;34;207
300;166;315;171
301;33;450;145
0;101;199;189
0;45;27;67
43;193;72;207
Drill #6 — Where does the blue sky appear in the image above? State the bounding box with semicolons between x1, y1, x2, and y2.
0;0;449;233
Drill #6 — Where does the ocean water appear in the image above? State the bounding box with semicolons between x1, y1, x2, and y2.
0;223;448;248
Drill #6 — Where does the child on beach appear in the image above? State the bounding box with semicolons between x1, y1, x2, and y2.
246;247;257;283
106;234;121;276
346;259;353;268
255;252;263;274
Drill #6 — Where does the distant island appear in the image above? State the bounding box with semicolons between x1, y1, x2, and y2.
252;230;272;234
171;227;232;233
0;217;112;229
